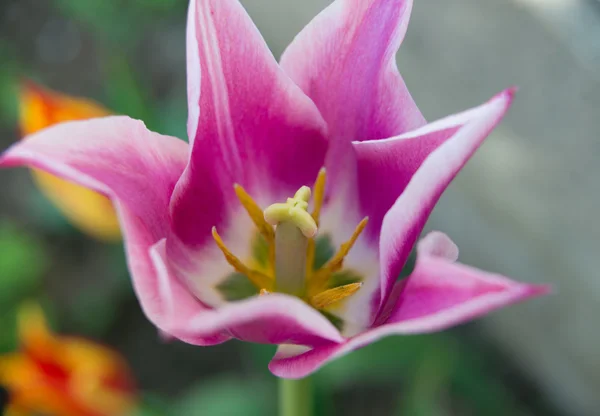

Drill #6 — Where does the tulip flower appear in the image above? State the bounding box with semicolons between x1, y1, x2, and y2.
19;81;120;241
1;0;548;383
0;304;136;416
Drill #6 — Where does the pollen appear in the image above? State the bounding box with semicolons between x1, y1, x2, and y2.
212;168;367;310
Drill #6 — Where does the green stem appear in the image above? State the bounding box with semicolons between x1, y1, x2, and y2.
279;377;312;416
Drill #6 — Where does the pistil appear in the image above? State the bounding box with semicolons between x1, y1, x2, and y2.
212;169;368;312
264;186;317;296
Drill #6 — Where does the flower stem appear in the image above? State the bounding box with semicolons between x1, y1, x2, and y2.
279;377;312;416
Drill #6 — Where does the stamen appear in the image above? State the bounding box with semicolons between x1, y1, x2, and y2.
310;283;363;309
311;168;326;226
234;184;275;271
212;227;274;291
259;288;270;296
309;217;369;293
306;168;326;277
234;184;275;242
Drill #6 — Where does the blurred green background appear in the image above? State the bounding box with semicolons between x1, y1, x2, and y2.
2;0;597;415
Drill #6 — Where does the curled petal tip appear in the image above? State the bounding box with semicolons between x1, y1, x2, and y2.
527;284;553;297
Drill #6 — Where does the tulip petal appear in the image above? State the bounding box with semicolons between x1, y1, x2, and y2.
172;293;344;346
19;81;121;241
0;117;189;329
149;239;230;345
182;0;328;219
171;0;329;304
376;89;515;307
380;233;550;330
280;0;425;199
353;95;507;241
270;232;548;378
281;0;424;140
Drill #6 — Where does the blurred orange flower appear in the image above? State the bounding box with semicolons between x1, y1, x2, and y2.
0;304;136;416
19;81;121;241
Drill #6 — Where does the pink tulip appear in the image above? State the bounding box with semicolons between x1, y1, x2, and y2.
1;0;548;378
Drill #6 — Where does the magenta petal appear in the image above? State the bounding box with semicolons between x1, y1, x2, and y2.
384;235;550;331
179;0;328;249
0;117;189;327
354;90;518;241
173;294;344;346
416;231;459;262
378;89;515;306
281;0;424;141
281;0;425;197
149;239;230;345
270;232;549;379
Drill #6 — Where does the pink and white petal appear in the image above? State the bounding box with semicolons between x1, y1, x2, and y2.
281;0;424;142
171;0;329;305
381;232;550;330
0;117;189;329
354;92;517;241
416;231;459;262
317;198;381;336
373;231;459;326
172;293;344;347
378;88;516;307
168;203;266;308
149;239;230;345
182;0;328;214
270;239;548;379
281;0;425;201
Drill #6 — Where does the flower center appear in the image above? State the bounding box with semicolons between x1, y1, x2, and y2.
212;168;368;310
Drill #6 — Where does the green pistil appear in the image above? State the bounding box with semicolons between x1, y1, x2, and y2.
264;186;316;296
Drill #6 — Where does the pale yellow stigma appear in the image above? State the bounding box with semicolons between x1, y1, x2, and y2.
264;186;317;238
212;169;368;310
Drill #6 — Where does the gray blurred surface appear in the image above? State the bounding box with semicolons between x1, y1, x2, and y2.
242;0;599;415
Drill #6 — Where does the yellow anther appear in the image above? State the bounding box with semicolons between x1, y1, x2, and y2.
234;184;274;242
310;282;363;309
263;186;318;238
309;217;369;292
212;227;274;291
259;288;270;296
234;184;275;272
311;168;326;226
306;168;326;279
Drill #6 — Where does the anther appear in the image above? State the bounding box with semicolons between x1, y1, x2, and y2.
306;168;326;278
212;227;273;291
308;217;369;293
234;184;274;242
310;283;363;309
